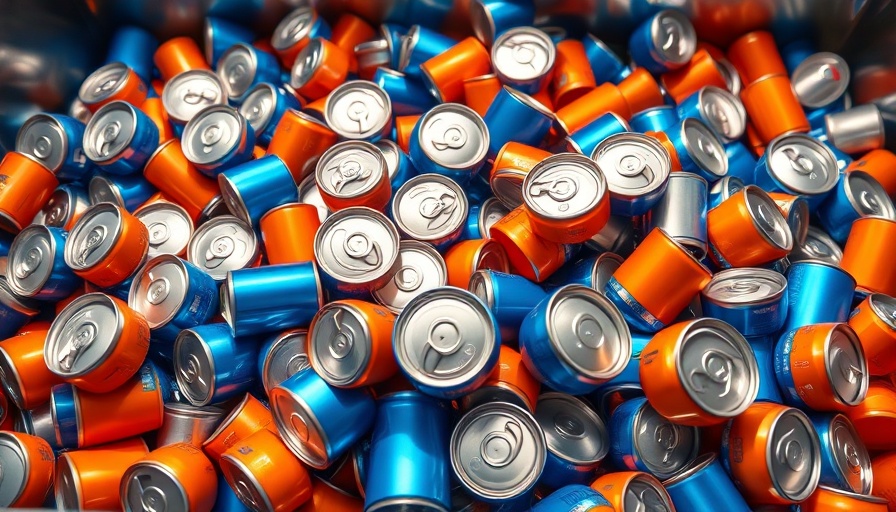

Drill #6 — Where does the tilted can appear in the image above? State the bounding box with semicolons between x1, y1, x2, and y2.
824;104;886;156
463;74;502;117
790;225;843;265
753;133;839;211
120;443;218;512
531;484;613;512
661;49;728;104
372;240;447;314
32;184;91;231
767;192;809;247
488;206;574;283
482;86;553;163
555;83;632;138
7;225;81;300
662;454;751;512
135;201;194;258
16;113;93;182
582;34;630;85
725;30;787;85
701;267;788;336
845;148;896;197
155;402;226;448
849;293;896;375
202;393;277;462
460;345;540;413
489;27;554;96
259;203;320;265
664;118;729;183
489;142;551;210
270;6;331;68
174;323;259;407
180;104;255;176
398;24;457;79
740;75;809;144
628;10;696;73
845;381;896;452
374;68;437;117
0;326;61;410
218;155;299;228
315;140;391;213
392;173;469;250
822;168;896;243
0;152;60;233
542;252;623;295
259;329;310;394
629;106;679;134
791;52;851;109
551;39;597;109
783;260;856;332
841;216;896;296
534;393;608;489
645;172;708;259
266;108;338;183
142;140;220;222
408;103;490;185
161;69;226;131
78;62;148;113
706;185;793;268
801;486;889;512
289;38;351;101
564;112;630;159
809;413;872;494
590;133;672;217
324;80;393;142
620;70;667;118
204;17;254;67
0;431;55;508
444;239;509;289
82;100;159;175
55;437;149;511
187;215;260;282
419;36;492;103
589;471;676;512
153;36;211;80
677;87;747;143
216;43;281;104
709;176;747;213
63;202;149;288
469;269;547;343
88;171;157;212
239;83;302;148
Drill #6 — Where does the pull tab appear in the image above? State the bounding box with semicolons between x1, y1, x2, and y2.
637;487;670;512
688;349;733;396
234;480;262;510
422;318;463;373
782;147;816;177
659;17;684;56
46;204;66;226
133;474;168;512
432;124;467;151
226;62;247;85
205;234;235;268
346;100;371;133
529;175;578;204
58;321;98;372
147;277;170;306
283;15;310;41
775;427;807;472
421;193;458;230
329;159;371;193
394;265;422;292
724;279;762;297
14;247;42;280
553;413;585;439
287;353;310;375
179;353;207;391
182;88;219;105
78;225;107;266
706;101;731;136
200;122;228;154
819;63;841;82
574;313;605;350
96;76;120;94
844;442;861;473
33;135;52;160
96;121;122;157
617;153;654;185
480;420;524;468
655;423;680;465
148;222;170;246
509;41;537;68
332;229;381;271
858;189;882;215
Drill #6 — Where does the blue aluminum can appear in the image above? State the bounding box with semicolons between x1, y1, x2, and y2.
216;43;282;104
535;393;608;489
204;17;255;68
218;155;299;228
15;113;93;182
483;86;553;162
593;331;651;392
105;25;157;84
469;269;547;343
724;140;758;184
364;391;451;511
746;335;785;403
817;171;895;244
239;83;301;147
665;118;729;183
398;24;457;78
564;113;630;156
88;172;157;212
753;134;840;212
628;10;697;74
221;261;323;337
531;485;613;512
373;68;437;116
470;0;535;45
783;260;856;332
183;105;256;177
408;103;490;186
543;252;624;293
809;412;873;494
701;268;789;337
379;23;408;69
173;323;259;406
269;368;376;469
82;101;159;176
6;225;80;301
461;197;509;241
387;0;452;29
663;454;752;512
781;39;817;75
0;276;40;339
352;436;371;495
582;34;630;85
629;106;679;133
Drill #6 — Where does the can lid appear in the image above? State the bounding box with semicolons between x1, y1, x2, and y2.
765;134;839;196
679;118;728;178
469;0;498;45
631;398;700;479
173;327;217;406
523;153;607;221
696;86;746;141
374;139;401;181
373;240;447;313
83;101;138;163
814;485;889;504
702;267;787;307
290;37;324;89
88;174;124;208
869;294;896;330
0;433;30;506
271;7;317;51
623;473;675;511
478;198;509;240
136;202;194;258
392;174;468;241
15;113;67;172
56;453;81;511
128;255;191;329
468;269;494;309
268;375;331;468
34;186;81;228
450;401;546;500
121;461;190;512
262;329;310;394
592;253;623;294
743;186;793;251
490;168;526;209
182;105;247;166
309;302;373;386
661;452;717;486
792;52;851;109
827;414;872;494
716;58;741;96
313;207;399;284
844;171;896;219
45;292;125;377
393;287;498;389
64;203;123;271
648;10;696;65
534;393;608;465
324;81;393;140
824;324;868;406
316;141;388;201
298;174;331;223
415;104;489;170
162;70;226;124
766;406;821;502
592;133;671;198
7;225;58;297
492;28;556;83
676;318;759;418
187;215;259;281
79;62;133;105
710;176;745;204
220;454;275;511
217;43;258;100
545;285;632;380
791;226;843;265
239;83;277;135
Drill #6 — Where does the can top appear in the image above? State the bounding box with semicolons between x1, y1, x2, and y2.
743;186;794;251
324;81;393;140
631;398;700;479
415;103;489;170
592;133;671;199
869;294;896;330
392;174;469;240
128;255;192;329
716;58;741;96
844;171;896;219
7;224;59;297
792;52;851;109
374;139;402;182
187;215;259;281
298;174;331;223
314;207;399;284
262;329;310;393
0;273;40;318
290;37;324;89
83;101;139;163
393;287;497;388
136;202;194;258
373;240;447;313
16;113;67;172
702;268;787;307
826;414;872;493
661;452;716;487
88;174;124;208
162;69;226;124
45;293;125;377
623;473;675;511
239;83;277;135
710;176;744;203
220;455;274;511
824;324;868;406
491;27;556;83
309;301;375;386
173;327;219;406
765;406;821;502
64;202;123;270
268;376;331;468
78;62;134;105
182;105;246;166
479;197;509;239
523;154;607;221
791;226;842;265
765;134;839;196
675;318;759;418
678;118;728;178
0;433;32;506
217;43;259;100
34;185;83;228
271;6;317;51
316;141;388;200
696;86;746;141
121;461;190;512
648;10;696;65
534;393;608;465
451;401;546;499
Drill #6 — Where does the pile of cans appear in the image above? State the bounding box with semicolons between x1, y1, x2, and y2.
1;1;896;510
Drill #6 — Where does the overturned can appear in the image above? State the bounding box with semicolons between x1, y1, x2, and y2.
701;267;788;336
809;413;872;494
63;202;149;288
7;225;81;300
534;393;608;489
590;133;671;217
646;172;708;259
392;173;469;249
187;215;260;282
120;443;218;512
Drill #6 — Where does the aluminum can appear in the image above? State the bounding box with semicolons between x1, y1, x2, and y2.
469;269;547;343
0;274;41;339
846;148;896;196
15;113;92;182
722;402;821;505
32;184;90;231
590;133;671;217
841;216;896;296
238;83;301;148
105;25;157;83
617;67;666;117
324;80;393;143
397;24;457;78
140;96;176;144
542;252;623;294
266;109;338;183
746;335;785;403
259;203;320;264
420;37;492;103
134;201;194;258
791;52;850;109
461;345;540;413
628;10;696;74
534;393;607;489
181;104;255;176
218;155;299;227
269;368;376;469
483;87;553;163
707;186;793;268
802;486;889;512
589;471;676;512
120;443;218;512
202;393;276;462
0;327;61;409
825;104;886;155
377;138;418;189
809;412;872;494
767;192;809;246
846;380;896;452
725;31;787;86
156;402;225;448
469;0;534;46
187;215;260;282
0;152;59;233
665;118;729;182
372;240;447;314
531;484;613;511
302;477;364;512
554;83;630;137
153;36;211;81
64;202;149;288
221;262;323;337
488;211;574;285
551;40;597;109
582;34;630;85
519;285;630;395
629;106;678;135
7;225;80;300
78;62;148;114
355;37;393;83
13;396;55;449
723;140;757;183
373;68;436;116
88;172;157;212
676;86;746;143
790;225;843;265
289;37;352;101
489;142;551;209
463;197;509;240
316;141;391;213
161;69;226;128
662;454;751;512
174;323;259;407
818;171;896;243
143;140;220;222
640;318;759;426
393;114;420;153
204;17;254;67
409;103;489;185
82;101;158;175
592;330;652;396
660;49;729;104
0;432;55;507
270;7;331;68
645;172;708;259
259;329;310;394
444;238;509;288
489;28;554;96
849;293;896;375
784;260;856;332
216;43;281;104
741;75;810;144
701;267;788;336
564;113;630;157
55;436;148;511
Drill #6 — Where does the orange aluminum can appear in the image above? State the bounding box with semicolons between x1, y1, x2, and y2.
203;393;277;462
644;130;683;171
466;345;540;412
741;75;810;144
767;192;809;245
75;366;166;447
0;432;54;507
55;437;149;511
489;206;568;283
490;142;552;208
308;300;398;388
139;96;175;144
303;96;328;120
801;486;889;512
154;36;211;82
707;186;794;268
0;326;62;410
394;114;421;153
267;109;339;183
292;38;351;101
554;83;631;137
64;203;149;288
846;381;896;451
260;203;321;264
661;49;729;104
330;14;376;73
531;87;554;112
420;36;492;103
464;74;503;118
299;477;364;512
616;67;665;116
80;64;148;113
0;152;59;233
871;452;896;509
121;443;218;512
849;294;896;376
726;31;787;86
143;140;220;222
551;40;597;108
444;239;510;289
590;472;676;512
847;149;896;197
842;217;896;296
221;428;313;512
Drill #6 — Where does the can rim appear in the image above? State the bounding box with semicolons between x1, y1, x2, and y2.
535;392;609;465
44;292;126;378
764;406;822;501
119;460;189;511
55;452;83;511
823;324;869;407
269;382;332;469
661;452;717;487
219;451;275;512
308;301;373;386
6;224;56;298
15;113;67;173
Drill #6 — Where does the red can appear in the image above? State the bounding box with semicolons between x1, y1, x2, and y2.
63;203;149;288
661;49;729;104
0;432;55;508
260;203;321;265
143;140;220;222
846;381;896;452
0;326;62;410
444;239;510;289
849;294;896;375
801;486;889;512
842;217;896;296
55;437;149;511
707;186;794;268
154;36;211;82
290;38;351;101
0;152;59;233
267;109;339;183
420;36;492;103
847;149;896;198
464;75;503;118
616;67;665;116
121;443;218;512
489;206;569;283
740;75;809;144
554;83;631;136
203;393;278;462
726;31;787;86
551;40;597;108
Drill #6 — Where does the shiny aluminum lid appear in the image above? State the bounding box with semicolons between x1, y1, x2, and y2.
173;327;217;406
450;402;546;499
824;324;868;406
324;81;392;140
34;185;89;228
271;7;317;51
679;118;728;178
415;103;489;170
64;202;123;270
534;393;608;465
696;87;746;141
78;62;134;105
356;39;391;76
121;461;190;512
309;302;373;386
648;10;696;65
631;399;700;479
290;38;324;90
675;318;759;418
702;268;787;306
478;197;509;238
491;27;556;83
743;186;793;251
136;202;194;258
0;274;39;321
315;141;388;201
162;70;226;124
621;473;675;512
792;52;851;109
592;253;624;294
187;215;258;281
375;139;402;181
469;0;498;45
490;169;526;209
239;83;277;136
298;174;331;223
710;176;744;205
372;240;447;313
83;101;138;163
826;414;872;493
314;207;400;284
88;174;124;207
523;153;607;221
269;375;331;468
56;453;83;510
791;226;842;264
592;133;671;199
128;255;191;329
217;43;258;100
869;294;896;330
16;113;67;172
220;454;275;511
844;171;896;219
393;287;497;388
764;406;821;502
45;293;125;377
392;174;468;241
765;134;839;196
7;225;59;297
0;432;32;506
716;58;741;96
262;329;310;394
182;105;247;166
